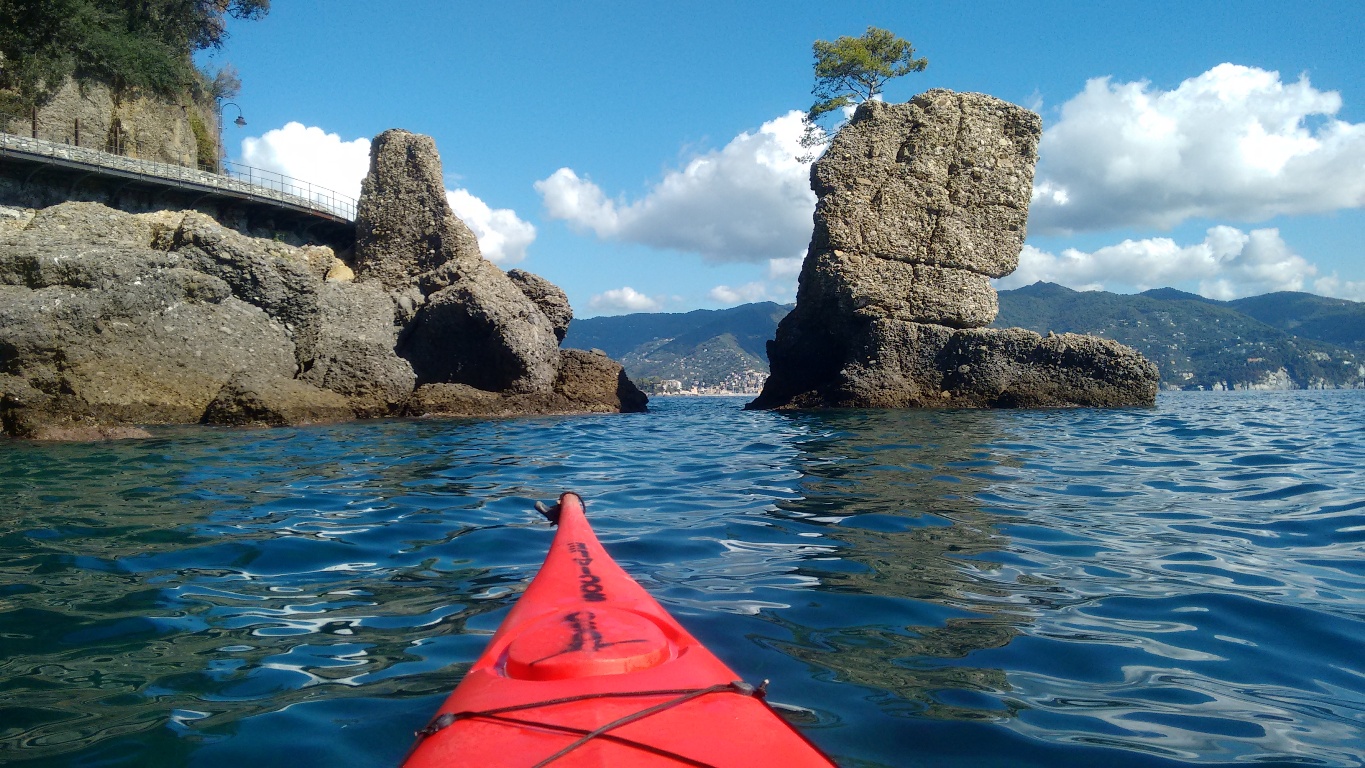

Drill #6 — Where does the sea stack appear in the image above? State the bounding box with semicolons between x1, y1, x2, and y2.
352;129;647;415
748;90;1158;410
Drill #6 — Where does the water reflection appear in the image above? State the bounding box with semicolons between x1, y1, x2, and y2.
771;409;1028;722
762;394;1365;767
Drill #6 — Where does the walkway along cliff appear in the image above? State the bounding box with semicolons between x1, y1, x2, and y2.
748;90;1158;410
0;129;645;440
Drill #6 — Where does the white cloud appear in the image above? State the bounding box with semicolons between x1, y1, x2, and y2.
1032;63;1365;233
588;286;662;313
766;256;804;281
445;189;535;264
996;226;1318;300
535;168;620;234
239;122;534;263
240;122;370;201
703;257;807;307
708;282;770;305
535;111;818;263
1311;275;1365;303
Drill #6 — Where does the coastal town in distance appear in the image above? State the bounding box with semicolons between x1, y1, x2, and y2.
639;370;770;396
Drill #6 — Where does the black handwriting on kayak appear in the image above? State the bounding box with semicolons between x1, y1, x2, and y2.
567;541;607;602
529;611;647;667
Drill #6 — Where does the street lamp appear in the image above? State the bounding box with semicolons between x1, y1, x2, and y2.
218;101;246;173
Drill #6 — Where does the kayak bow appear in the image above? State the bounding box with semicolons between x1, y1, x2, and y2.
403;492;836;767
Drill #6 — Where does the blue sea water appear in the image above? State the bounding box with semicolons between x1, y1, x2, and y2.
1;391;1363;767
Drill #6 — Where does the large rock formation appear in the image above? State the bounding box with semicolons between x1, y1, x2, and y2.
749;91;1158;410
0;129;646;439
350;129;629;410
353;130;482;289
0;201;410;436
354;129;562;395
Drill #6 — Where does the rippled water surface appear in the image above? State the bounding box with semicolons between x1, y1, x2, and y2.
2;391;1363;767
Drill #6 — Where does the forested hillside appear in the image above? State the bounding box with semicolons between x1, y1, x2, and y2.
994;283;1365;390
1227;292;1365;352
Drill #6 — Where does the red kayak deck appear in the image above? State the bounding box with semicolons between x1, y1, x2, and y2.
403;493;836;767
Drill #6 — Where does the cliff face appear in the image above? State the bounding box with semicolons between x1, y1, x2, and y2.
1;77;209;168
749;91;1158;410
0;130;645;440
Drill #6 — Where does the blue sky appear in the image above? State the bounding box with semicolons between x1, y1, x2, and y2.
209;1;1365;316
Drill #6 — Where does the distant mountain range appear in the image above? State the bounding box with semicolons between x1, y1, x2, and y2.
563;285;1365;391
995;283;1364;390
564;302;790;391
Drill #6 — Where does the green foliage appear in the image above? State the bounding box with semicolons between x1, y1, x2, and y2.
204;61;240;100
0;0;268;111
1228;292;1365;352
0;0;79;109
808;26;927;122
633;376;664;394
188;109;215;169
620;332;762;387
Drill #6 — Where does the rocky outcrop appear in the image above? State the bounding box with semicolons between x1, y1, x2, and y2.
397;265;562;393
352;129;481;290
810;93;1036;279
508;268;573;343
0;130;645;439
406;350;647;418
767;322;1159;409
749;91;1158;410
354;129;568;396
0;204;296;432
201;372;355;427
173;211;326;363
0;201;413;435
298;281;415;417
553;349;649;413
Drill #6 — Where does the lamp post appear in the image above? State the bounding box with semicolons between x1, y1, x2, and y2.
218;101;246;174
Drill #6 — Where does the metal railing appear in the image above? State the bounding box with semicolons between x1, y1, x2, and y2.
220;160;356;221
0;130;357;222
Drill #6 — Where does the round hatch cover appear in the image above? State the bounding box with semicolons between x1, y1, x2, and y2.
505;608;670;680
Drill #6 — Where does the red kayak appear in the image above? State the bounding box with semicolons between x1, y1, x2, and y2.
403;492;837;767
